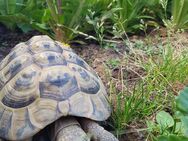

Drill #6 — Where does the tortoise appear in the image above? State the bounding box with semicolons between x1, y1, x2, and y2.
0;35;118;141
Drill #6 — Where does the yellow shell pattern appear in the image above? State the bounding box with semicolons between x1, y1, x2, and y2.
0;35;111;140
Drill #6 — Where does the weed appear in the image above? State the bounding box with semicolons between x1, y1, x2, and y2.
111;0;152;33
106;58;121;69
156;0;188;31
109;82;147;137
171;0;188;30
86;5;119;47
146;87;188;140
0;0;47;32
46;0;90;42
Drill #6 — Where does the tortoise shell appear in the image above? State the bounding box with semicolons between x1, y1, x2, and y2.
0;35;111;140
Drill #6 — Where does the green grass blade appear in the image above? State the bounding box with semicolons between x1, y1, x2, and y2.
0;0;16;15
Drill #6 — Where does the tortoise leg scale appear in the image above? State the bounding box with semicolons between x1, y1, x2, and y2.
79;118;118;141
51;117;90;141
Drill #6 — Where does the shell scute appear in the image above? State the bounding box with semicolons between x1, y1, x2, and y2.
26;35;52;45
0;54;32;87
29;41;63;54
69;93;93;118
0;109;12;139
63;51;88;69
2;93;36;108
14;71;37;91
28;99;58;129
12;109;37;140
33;51;67;68
39;67;79;101
69;64;100;94
63;50;99;78
0;43;28;71
1;65;40;108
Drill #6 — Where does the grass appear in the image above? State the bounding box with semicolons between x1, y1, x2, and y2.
171;0;188;30
106;35;188;139
109;81;155;137
111;0;151;33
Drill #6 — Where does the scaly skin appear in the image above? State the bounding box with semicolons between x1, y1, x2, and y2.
51;117;90;141
51;117;118;141
79;118;118;141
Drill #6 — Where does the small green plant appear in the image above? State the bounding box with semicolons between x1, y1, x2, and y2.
45;0;117;43
157;134;188;141
156;0;188;30
111;0;152;33
146;110;184;140
171;0;188;30
106;58;121;69
0;0;25;30
45;0;96;42
86;9;106;47
0;0;47;33
109;81;156;138
146;87;188;141
85;5;119;47
45;0;82;41
111;82;146;136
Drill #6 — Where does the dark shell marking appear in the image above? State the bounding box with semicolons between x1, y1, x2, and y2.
0;43;28;71
0;55;33;91
78;68;100;94
0;109;12;138
40;73;79;101
1;65;40;108
2;94;36;108
71;64;100;94
28;41;63;54
16;109;36;139
0;79;3;90
33;52;67;68
65;51;89;70
63;51;99;78
14;71;37;91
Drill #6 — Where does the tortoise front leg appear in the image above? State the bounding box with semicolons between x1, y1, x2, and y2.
79;118;118;141
51;117;90;141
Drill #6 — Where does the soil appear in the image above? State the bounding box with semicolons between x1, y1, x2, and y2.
2;24;188;141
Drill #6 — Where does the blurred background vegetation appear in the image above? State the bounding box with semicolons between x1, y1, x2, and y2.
0;0;188;44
